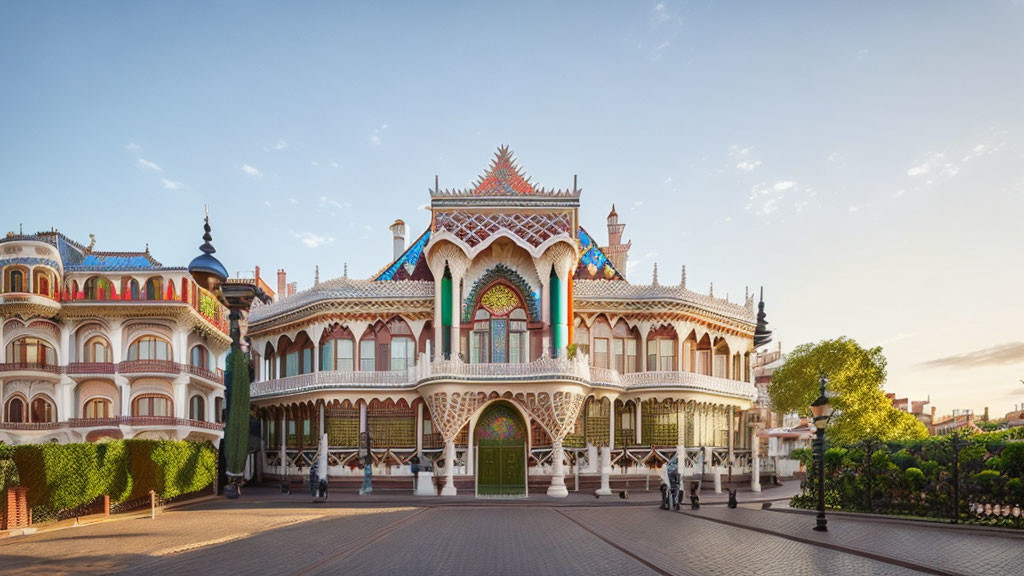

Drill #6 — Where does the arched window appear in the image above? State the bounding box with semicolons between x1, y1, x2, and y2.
387;318;416;371
469;284;529;364
189;395;205;421
83;277;114;300
30;396;56;423
132;394;172;417
127;336;171;361
647;326;678;371
144;277;162;301
5;397;25;423
125;279;140;301
6;268;25;293
83;398;111;419
6;337;57;366
33;269;52;298
612;321;639;374
320;325;355;372
83;336;112;363
359;331;375;371
190;345;210;369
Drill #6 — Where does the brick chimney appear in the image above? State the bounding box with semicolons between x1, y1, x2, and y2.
287;282;296;297
277;269;287;301
390;219;407;261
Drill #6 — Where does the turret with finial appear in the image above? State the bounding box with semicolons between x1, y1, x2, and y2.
651;262;659;286
680;265;687;288
314;265;320;286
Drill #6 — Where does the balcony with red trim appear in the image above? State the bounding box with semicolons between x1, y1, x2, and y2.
0;362;63;379
65;362;117;375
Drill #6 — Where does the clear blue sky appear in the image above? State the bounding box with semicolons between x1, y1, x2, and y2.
2;2;1023;417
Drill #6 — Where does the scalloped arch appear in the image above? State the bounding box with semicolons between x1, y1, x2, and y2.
462;264;540;323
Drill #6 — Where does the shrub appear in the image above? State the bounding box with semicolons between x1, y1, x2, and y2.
5;439;217;519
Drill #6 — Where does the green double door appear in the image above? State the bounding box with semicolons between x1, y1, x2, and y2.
475;402;527;497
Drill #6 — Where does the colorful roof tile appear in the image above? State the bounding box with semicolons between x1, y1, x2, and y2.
575;226;623;281
375;229;433;281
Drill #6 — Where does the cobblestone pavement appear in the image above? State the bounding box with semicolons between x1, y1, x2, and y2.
2;494;1020;576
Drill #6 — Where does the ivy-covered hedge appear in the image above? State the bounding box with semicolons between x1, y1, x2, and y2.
792;427;1024;527
2;439;216;521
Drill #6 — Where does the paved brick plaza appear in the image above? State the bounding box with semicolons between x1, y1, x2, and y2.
2;489;1022;576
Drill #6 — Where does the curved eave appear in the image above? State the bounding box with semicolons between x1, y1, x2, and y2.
247;297;434;336
59;302;231;347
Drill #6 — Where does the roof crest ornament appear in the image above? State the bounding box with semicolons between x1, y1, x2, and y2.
652;262;659;286
709;282;714;297
680;265;686;288
314;265;320;286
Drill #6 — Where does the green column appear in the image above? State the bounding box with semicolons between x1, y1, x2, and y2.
441;268;452;359
549;269;566;357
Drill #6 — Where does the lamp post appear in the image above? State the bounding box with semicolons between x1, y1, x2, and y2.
188;210;268;498
809;375;833;532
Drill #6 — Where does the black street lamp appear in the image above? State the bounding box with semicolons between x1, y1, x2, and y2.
188;210;268;498
809;376;833;532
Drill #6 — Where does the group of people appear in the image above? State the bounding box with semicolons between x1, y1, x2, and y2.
659;457;710;511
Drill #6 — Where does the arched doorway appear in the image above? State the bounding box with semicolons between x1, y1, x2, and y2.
474;401;527;497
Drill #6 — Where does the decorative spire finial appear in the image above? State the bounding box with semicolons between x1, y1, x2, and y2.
343;262;348;278
314;265;320;286
145;242;149;253
680;265;687;288
199;209;215;255
652;263;659;286
709;282;714;297
754;286;773;348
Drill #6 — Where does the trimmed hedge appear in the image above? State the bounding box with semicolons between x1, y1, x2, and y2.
3;439;216;520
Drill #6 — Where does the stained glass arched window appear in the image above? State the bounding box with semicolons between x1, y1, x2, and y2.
475;403;525;446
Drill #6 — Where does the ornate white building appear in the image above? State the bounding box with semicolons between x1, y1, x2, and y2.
247;147;767;497
0;230;230;445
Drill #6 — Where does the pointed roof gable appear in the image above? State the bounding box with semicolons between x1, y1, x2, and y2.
575;226;624;281
431;146;580;199
374;228;433;281
472;146;536;196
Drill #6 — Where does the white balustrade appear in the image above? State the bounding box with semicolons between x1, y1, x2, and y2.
619;370;757;400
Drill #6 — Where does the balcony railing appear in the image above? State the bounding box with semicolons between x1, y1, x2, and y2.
118;359;181;375
0;418;223;432
65;362;116;375
415;353;591;382
619;371;757;400
251;369;413;397
183;364;224;383
0;362;62;375
66;417;224;431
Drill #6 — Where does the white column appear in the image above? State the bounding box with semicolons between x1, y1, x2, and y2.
207;392;216;422
59;321;72;365
318;402;327;482
596;446;612;496
109;320;124;363
608;401;615;450
635;401;643;444
319;402;325;438
751;424;761;492
116;375;130;416
728;406;735;468
172;374;189;419
415;402;424;455
539;278;550;355
547;438;568;497
441;438;457;496
0;319;5;363
281;413;288;475
676;403;686;476
59;376;75;420
638;326;650;372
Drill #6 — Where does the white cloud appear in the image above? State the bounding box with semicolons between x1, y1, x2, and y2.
310;161;319;167
331;161;339;168
290;230;334;248
264;201;272;208
773;180;796;191
273;139;289;150
362;224;374;232
370;123;389;147
650;3;672;25
289;197;298;205
161;178;183;190
125;142;143;153
631;200;644;210
241;164;264;179
907;163;930;176
663;177;673;184
138;158;162;172
647;40;669;62
317;196;346;210
736;160;762;172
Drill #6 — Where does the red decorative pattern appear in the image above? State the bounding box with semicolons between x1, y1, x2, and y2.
434;211;570;248
472;146;536;196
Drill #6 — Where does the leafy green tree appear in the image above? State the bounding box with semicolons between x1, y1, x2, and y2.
769;336;928;444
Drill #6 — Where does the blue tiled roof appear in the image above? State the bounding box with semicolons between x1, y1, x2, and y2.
376;229;431;281
72;253;160;270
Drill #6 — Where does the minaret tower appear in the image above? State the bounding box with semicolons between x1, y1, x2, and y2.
601;204;632;278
